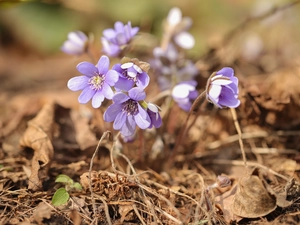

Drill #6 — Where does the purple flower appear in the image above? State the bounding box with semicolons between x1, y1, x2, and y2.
67;55;119;108
151;43;198;91
113;59;150;91
147;103;162;128
172;81;198;111
61;31;89;55
206;67;240;108
103;87;151;137
101;21;139;57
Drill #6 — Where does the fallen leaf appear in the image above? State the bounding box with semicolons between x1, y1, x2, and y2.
215;183;239;223
70;107;98;151
69;209;81;225
33;202;52;225
231;175;277;218
19;102;55;191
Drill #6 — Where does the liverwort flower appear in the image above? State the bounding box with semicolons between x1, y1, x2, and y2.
101;21;139;57
147;103;162;128
103;87;151;137
172;81;198;111
67;55;119;108
151;43;198;91
165;7;195;49
113;57;150;91
61;31;89;55
206;67;240;108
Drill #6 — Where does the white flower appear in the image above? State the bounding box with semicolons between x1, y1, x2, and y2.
166;7;195;49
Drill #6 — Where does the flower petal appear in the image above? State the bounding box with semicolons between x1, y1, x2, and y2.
209;85;222;99
136;72;150;89
216;67;234;78
101;38;120;57
61;42;83;55
130;27;139;37
103;28;117;40
174;32;195;49
128;87;146;101
67;76;89;91
218;86;240;108
78;86;95;104
77;62;98;77
114;112;127;130
68;31;87;45
116;33;127;45
121;62;134;69
114;77;134;91
105;69;119;86
120;116;136;137
102;83;114;99
211;78;232;86
135;106;150;129
167;7;182;27
112;92;130;103
91;91;105;108
97;55;109;75
104;103;122;122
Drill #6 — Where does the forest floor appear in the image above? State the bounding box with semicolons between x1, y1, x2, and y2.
1;3;300;225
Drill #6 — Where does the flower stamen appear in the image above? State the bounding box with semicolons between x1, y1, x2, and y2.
89;75;104;90
122;99;138;116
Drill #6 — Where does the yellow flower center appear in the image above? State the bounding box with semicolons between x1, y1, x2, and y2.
89;75;104;90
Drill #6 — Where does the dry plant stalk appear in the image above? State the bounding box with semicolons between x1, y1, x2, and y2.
230;108;248;172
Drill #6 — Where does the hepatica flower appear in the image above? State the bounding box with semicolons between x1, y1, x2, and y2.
165;7;195;49
113;58;150;91
61;31;89;55
104;87;151;137
67;55;119;108
101;21;139;57
172;81;198;111
206;67;240;108
147;103;162;129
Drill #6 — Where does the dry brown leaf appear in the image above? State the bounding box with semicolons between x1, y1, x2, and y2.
215;183;242;223
70;108;98;151
231;175;277;218
32;202;52;225
119;204;135;222
19;102;55;191
69;209;82;225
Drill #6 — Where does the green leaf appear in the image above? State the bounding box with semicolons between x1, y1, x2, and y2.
52;188;70;206
55;174;73;185
71;182;82;191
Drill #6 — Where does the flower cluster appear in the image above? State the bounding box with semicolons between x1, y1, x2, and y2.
63;22;161;138
101;21;139;57
63;9;240;139
151;7;198;111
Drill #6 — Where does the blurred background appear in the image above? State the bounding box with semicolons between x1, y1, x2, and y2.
0;0;300;95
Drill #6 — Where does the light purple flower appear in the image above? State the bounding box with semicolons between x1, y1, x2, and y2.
172;81;198;111
103;87;151;137
166;7;195;49
61;31;89;55
206;67;240;108
151;43;198;91
147;103;162;128
67;55;119;108
113;61;150;91
101;21;139;57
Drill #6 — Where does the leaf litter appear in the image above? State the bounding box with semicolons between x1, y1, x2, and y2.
1;2;300;225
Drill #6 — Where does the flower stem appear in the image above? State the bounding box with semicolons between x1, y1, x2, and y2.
230;108;249;172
